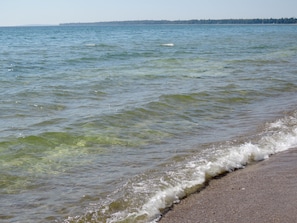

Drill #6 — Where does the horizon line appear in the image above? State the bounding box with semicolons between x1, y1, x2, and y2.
1;17;296;27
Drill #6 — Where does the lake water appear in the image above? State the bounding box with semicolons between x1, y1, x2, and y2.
1;24;297;223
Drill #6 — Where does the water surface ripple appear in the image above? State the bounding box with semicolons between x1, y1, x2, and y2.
0;25;297;222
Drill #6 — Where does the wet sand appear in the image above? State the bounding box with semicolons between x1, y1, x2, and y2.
159;148;297;223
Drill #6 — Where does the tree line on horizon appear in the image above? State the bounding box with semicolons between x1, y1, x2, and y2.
60;18;297;26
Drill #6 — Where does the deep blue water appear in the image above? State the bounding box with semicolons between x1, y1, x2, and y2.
1;25;297;222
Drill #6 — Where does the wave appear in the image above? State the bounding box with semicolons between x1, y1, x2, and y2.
161;43;174;47
83;43;117;49
67;110;297;223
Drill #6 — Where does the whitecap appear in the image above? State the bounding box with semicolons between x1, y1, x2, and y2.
161;43;174;47
85;43;96;47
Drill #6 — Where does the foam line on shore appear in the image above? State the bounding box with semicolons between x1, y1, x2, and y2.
159;148;297;223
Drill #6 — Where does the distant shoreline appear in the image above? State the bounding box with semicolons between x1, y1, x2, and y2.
60;18;297;26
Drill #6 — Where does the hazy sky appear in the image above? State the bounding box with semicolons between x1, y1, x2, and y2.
1;0;296;26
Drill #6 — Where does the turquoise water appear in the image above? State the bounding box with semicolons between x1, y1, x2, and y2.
1;25;297;222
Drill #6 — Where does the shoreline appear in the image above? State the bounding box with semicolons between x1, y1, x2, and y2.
159;148;297;223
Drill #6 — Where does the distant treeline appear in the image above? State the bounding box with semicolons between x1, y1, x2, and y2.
60;18;297;26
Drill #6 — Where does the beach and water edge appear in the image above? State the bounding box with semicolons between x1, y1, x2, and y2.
159;148;297;223
1;25;297;223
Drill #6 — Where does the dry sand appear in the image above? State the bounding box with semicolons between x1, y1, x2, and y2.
159;148;297;223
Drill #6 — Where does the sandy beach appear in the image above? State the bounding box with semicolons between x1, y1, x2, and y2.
159;148;297;223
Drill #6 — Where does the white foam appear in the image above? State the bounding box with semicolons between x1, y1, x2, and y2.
141;114;297;222
85;43;96;47
161;43;174;47
92;113;297;223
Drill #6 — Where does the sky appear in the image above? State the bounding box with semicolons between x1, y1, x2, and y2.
1;0;297;26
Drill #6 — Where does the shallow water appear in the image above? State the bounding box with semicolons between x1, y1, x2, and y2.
0;25;297;222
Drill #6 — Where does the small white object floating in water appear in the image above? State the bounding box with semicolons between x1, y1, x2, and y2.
161;43;174;47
